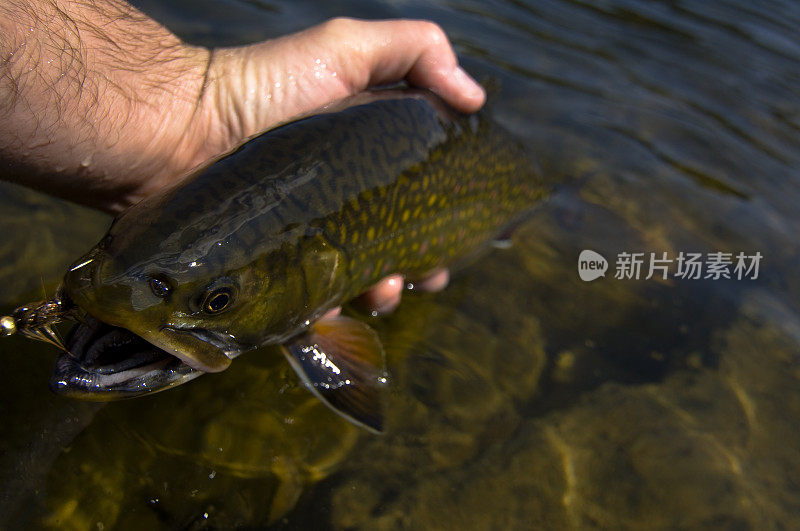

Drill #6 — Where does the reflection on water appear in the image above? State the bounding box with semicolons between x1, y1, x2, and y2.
1;0;799;528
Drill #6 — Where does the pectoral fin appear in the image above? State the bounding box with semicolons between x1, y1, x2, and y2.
281;315;388;433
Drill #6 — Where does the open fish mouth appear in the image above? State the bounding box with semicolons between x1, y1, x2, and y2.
50;315;202;399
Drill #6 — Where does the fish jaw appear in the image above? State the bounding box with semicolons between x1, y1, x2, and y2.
152;326;238;372
49;316;249;399
50;316;203;399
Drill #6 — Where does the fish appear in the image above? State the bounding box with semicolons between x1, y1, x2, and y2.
25;89;546;432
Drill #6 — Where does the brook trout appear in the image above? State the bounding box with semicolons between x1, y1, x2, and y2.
44;90;545;431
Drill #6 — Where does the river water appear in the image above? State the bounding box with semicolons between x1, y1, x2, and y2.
1;0;799;528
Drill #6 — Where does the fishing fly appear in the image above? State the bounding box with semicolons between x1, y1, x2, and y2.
1;285;77;353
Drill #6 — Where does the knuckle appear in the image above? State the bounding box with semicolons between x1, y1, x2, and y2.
320;17;358;36
415;21;447;46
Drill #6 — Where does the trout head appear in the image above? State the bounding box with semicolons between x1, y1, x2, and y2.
54;210;346;399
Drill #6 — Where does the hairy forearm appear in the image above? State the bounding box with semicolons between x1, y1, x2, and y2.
0;6;484;213
0;0;209;211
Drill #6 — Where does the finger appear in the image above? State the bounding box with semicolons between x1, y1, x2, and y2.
321;18;486;113
409;268;450;292
356;274;404;315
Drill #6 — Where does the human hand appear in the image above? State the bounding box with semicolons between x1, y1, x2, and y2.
188;18;486;179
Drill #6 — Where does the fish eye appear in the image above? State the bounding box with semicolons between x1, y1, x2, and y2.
202;288;234;314
149;276;171;298
200;277;237;315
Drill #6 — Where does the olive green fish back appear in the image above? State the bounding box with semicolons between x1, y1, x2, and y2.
108;92;544;291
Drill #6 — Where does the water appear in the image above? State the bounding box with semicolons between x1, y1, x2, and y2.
1;0;799;528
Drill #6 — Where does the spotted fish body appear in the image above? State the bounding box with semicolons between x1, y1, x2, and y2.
312;101;541;295
56;90;546;430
